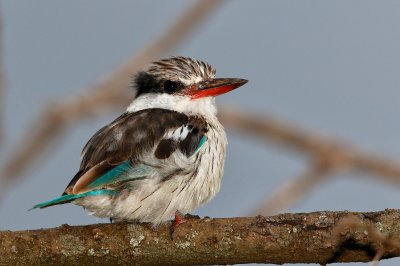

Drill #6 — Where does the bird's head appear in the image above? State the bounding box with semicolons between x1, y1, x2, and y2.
128;56;247;116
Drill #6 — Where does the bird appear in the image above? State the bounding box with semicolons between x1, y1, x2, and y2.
32;56;247;233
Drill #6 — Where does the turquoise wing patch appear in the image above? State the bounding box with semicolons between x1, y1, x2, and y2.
30;189;118;210
87;160;150;189
193;135;207;155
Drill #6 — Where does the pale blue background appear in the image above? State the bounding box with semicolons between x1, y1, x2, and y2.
1;1;400;265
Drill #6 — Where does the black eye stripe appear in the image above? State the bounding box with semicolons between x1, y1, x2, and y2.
164;80;181;94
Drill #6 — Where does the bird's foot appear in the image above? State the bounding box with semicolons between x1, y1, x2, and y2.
170;210;192;240
169;211;201;240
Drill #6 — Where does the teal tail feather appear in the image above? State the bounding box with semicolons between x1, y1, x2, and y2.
30;189;119;210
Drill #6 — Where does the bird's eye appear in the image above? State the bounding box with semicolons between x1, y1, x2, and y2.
164;80;178;94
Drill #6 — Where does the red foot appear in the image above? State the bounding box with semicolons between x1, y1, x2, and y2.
169;211;186;240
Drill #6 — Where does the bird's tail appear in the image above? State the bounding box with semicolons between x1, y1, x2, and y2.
30;189;118;210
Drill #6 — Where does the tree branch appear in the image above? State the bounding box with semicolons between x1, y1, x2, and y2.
1;210;400;265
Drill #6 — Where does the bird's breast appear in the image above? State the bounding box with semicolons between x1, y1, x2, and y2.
187;117;227;205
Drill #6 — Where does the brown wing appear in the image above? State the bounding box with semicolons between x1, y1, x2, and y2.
63;108;190;195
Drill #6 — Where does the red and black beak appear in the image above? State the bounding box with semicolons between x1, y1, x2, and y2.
188;78;248;100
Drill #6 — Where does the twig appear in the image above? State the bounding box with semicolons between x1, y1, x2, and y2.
0;0;225;198
1;210;400;265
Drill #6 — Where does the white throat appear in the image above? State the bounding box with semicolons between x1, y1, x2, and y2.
127;93;218;117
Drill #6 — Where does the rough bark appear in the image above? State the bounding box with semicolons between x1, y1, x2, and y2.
1;210;400;265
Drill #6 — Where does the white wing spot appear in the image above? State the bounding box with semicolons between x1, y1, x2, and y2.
165;125;190;141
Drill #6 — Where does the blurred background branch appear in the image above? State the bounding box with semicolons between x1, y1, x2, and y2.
220;108;400;215
250;163;330;215
0;0;400;214
0;0;225;200
2;0;400;217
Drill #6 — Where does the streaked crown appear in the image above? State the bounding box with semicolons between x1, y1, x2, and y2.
147;56;216;84
134;56;216;97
